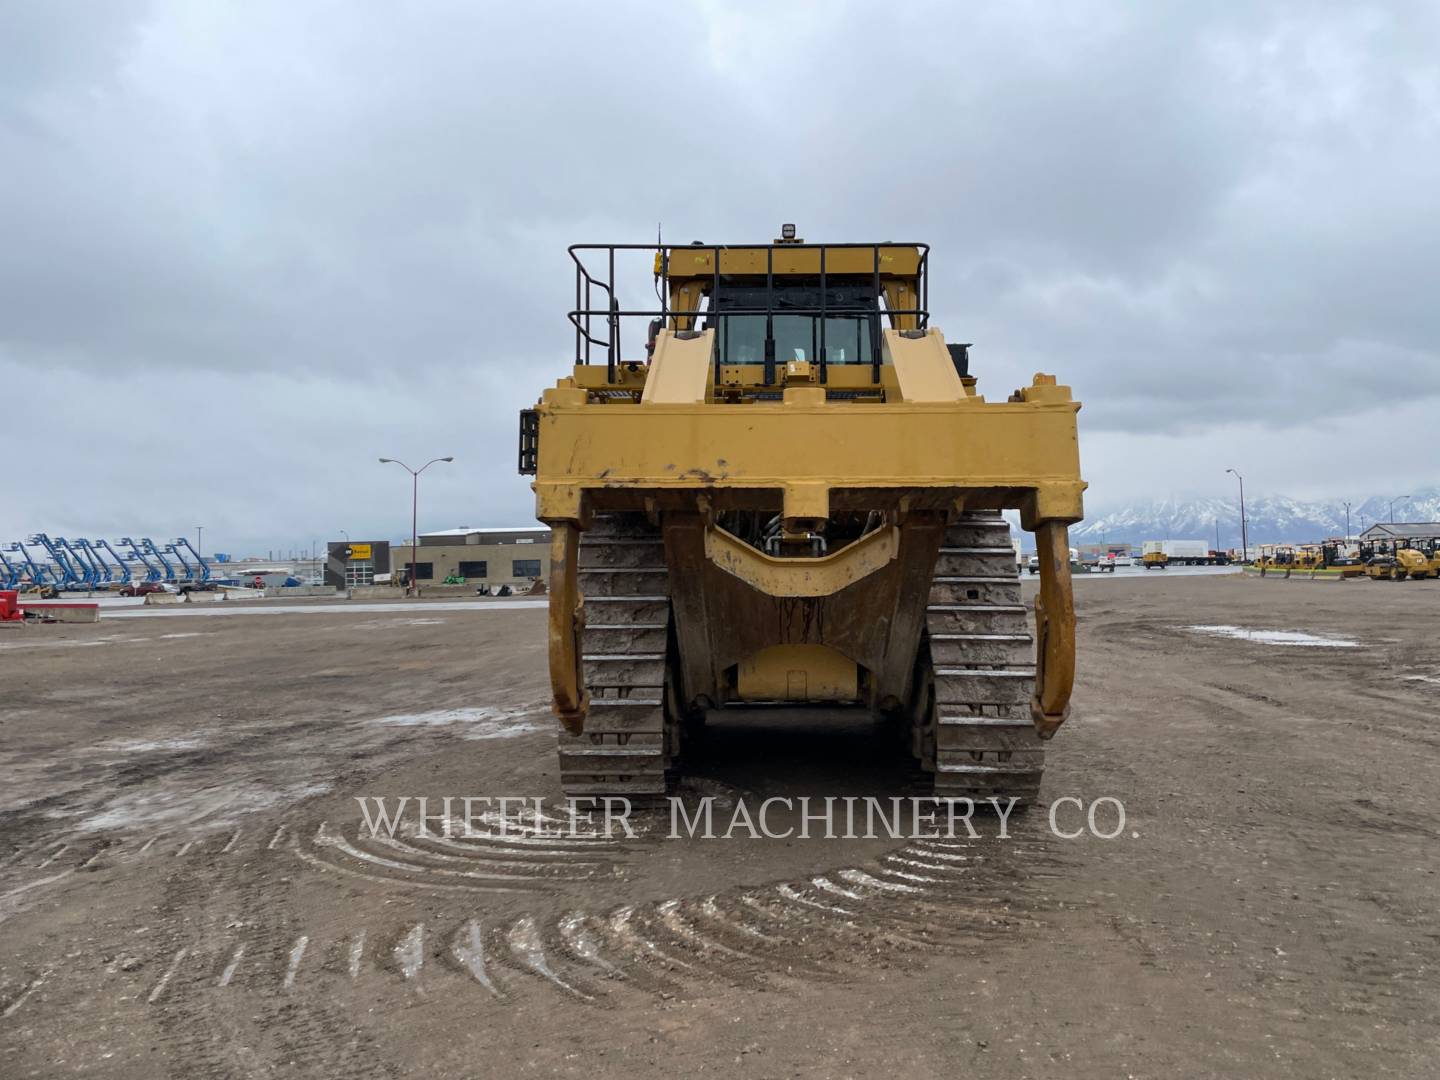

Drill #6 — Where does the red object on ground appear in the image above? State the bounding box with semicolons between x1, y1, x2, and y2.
0;590;22;622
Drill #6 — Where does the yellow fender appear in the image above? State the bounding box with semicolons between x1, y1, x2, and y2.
547;523;587;735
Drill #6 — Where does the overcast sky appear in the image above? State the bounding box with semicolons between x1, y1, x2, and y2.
3;1;1437;556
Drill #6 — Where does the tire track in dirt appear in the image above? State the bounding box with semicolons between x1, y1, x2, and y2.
74;825;1069;1019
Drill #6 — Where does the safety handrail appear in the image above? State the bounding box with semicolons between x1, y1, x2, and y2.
567;241;930;385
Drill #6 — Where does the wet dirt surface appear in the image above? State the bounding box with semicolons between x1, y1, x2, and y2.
1;577;1437;1078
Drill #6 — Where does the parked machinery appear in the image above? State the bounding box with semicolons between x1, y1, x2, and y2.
1258;546;1326;572
141;538;178;582
3;536;212;590
1360;540;1433;581
1143;539;1214;567
118;537;162;582
0;546;18;589
168;537;211;583
56;538;102;588
70;539;108;586
1391;548;1432;581
7;542;53;592
521;231;1085;805
28;535;86;590
92;540;132;586
1363;555;1401;580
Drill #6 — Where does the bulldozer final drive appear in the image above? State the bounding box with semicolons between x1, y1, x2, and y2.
519;228;1086;807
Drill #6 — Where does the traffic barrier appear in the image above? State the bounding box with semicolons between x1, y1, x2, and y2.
17;602;101;623
261;585;338;598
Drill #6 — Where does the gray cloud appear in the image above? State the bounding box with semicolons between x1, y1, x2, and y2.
2;1;1437;553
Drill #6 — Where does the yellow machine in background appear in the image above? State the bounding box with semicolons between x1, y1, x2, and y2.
1392;548;1432;580
1257;547;1325;571
1359;541;1440;584
1363;548;1431;580
521;230;1086;804
1398;549;1432;579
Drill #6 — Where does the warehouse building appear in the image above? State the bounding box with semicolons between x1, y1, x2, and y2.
326;527;549;590
1358;522;1440;551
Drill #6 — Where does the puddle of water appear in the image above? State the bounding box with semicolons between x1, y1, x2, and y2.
1185;624;1361;648
367;706;543;739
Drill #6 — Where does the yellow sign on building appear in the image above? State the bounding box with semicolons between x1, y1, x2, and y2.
347;543;372;560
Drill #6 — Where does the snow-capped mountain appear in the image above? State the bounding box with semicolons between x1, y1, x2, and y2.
1067;488;1440;549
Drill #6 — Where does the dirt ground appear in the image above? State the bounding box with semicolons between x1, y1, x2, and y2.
1;575;1437;1079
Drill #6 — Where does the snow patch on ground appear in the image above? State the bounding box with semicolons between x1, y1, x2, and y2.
103;737;207;754
352;618;449;630
1185;625;1361;648
73;781;332;832
104;600;547;619
367;705;543;739
0;637;120;650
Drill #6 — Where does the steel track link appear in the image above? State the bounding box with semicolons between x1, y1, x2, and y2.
556;513;674;800
923;512;1045;805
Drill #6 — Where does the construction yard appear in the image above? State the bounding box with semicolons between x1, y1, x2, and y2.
1;575;1437;1079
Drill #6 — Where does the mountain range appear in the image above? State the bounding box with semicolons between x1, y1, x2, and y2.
1060;488;1440;550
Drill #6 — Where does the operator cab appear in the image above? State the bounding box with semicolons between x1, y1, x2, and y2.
706;282;878;366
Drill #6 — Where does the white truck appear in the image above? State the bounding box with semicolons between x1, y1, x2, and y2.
1027;547;1082;574
1142;539;1214;568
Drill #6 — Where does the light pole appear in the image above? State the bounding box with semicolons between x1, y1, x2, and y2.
1342;501;1351;544
1389;494;1410;524
196;525;204;559
379;456;455;596
1226;468;1248;564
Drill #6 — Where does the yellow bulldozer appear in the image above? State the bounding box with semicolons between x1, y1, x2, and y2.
520;230;1085;805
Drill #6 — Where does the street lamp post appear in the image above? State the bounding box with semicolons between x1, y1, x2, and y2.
379;456;455;596
196;525;204;559
1342;501;1352;544
1226;468;1248;564
1389;494;1410;524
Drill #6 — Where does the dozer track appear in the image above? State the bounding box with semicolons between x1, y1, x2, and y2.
921;512;1044;805
556;514;675;801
